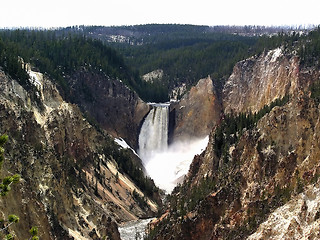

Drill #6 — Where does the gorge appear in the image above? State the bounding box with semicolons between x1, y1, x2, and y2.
1;25;320;240
146;33;320;239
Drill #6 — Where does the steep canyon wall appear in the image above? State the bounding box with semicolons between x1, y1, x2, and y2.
170;76;221;142
150;47;320;239
0;69;157;239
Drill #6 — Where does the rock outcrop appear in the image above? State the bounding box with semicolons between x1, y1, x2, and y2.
223;48;301;114
142;69;164;83
169;76;221;142
0;69;158;239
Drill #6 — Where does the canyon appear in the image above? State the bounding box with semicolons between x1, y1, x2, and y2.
148;44;320;239
0;67;159;239
1;26;320;240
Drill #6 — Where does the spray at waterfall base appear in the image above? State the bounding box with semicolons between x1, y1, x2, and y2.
143;137;209;193
138;103;208;193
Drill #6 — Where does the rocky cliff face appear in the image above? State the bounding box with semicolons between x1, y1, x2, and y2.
65;69;149;149
0;69;158;239
247;183;320;239
149;48;320;239
169;76;221;142
223;48;301;114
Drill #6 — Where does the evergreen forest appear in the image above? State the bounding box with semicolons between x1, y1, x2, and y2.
0;25;319;103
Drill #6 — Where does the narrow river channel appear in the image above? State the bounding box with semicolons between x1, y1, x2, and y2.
119;218;154;240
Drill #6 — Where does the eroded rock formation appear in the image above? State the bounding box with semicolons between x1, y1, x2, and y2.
170;76;221;142
0;69;157;239
223;48;301;114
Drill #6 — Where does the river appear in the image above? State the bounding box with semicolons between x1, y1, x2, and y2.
119;218;154;240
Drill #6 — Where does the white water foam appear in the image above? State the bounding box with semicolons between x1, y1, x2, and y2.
119;218;154;240
144;136;208;193
138;103;208;193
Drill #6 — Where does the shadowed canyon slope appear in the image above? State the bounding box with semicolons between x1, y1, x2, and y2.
65;70;149;149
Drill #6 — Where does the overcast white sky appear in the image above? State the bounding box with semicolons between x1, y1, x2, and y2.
1;0;319;28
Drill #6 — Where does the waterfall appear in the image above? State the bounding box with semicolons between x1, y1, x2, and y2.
138;103;169;163
138;103;209;193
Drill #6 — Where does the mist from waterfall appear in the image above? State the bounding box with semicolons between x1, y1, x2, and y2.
138;103;208;193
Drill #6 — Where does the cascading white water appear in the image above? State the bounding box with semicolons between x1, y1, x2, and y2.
138;103;209;193
121;103;208;239
138;103;169;163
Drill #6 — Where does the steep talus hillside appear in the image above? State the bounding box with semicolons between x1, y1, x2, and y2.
247;184;320;239
65;70;149;149
148;47;320;239
169;76;221;142
0;69;158;239
223;48;301;114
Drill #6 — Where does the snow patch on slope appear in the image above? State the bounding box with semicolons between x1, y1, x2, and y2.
114;137;139;157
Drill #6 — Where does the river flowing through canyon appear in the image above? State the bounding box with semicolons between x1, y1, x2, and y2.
119;218;154;240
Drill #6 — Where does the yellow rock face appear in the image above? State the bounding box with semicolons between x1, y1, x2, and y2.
223;48;301;114
171;76;221;142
